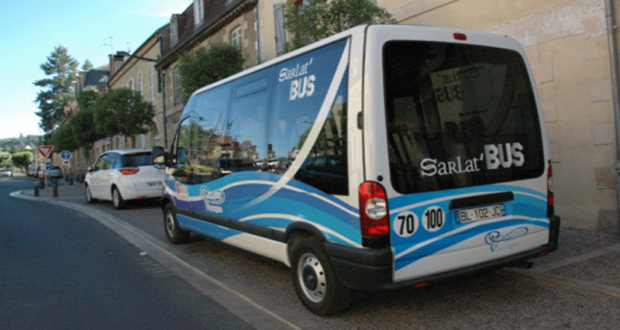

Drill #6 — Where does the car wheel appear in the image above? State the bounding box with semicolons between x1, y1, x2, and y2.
289;235;351;315
112;187;127;209
164;204;189;244
85;184;97;203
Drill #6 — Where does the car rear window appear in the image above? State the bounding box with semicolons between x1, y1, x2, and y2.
383;41;544;194
123;153;153;167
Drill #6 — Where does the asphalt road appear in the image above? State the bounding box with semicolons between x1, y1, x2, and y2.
6;175;620;329
0;177;254;330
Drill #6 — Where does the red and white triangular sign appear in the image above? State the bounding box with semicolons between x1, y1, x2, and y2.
37;145;54;159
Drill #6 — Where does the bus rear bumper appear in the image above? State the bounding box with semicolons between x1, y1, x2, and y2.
325;215;561;291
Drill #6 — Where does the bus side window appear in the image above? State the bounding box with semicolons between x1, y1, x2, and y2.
173;83;232;184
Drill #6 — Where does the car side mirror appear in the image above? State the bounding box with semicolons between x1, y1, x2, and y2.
152;146;168;169
88;166;94;173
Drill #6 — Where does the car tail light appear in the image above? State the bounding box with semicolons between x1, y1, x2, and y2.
359;182;390;247
547;163;554;216
120;167;140;175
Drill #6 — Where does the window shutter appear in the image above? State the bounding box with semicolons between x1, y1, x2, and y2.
274;3;286;55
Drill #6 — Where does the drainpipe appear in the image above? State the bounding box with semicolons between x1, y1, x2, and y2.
158;34;167;149
605;0;620;234
255;6;261;65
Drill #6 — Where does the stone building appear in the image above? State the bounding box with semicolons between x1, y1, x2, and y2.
105;28;164;154
156;0;260;147
372;0;620;233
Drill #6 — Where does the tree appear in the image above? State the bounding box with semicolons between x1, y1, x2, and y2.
11;152;33;169
33;45;79;133
50;121;78;152
178;43;245;103
82;59;94;71
0;152;11;168
93;88;155;144
283;0;396;51
70;106;104;161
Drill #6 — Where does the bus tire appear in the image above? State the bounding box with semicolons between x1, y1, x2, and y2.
164;204;189;244
290;235;351;315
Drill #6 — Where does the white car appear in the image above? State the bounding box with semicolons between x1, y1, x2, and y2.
84;149;165;209
0;168;12;177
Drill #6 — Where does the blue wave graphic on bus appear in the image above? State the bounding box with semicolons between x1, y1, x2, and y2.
166;172;362;246
389;184;549;271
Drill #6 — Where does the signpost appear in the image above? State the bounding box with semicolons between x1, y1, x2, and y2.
35;146;54;195
36;146;54;159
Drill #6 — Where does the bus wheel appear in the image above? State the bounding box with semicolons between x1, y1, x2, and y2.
290;236;351;315
164;204;189;244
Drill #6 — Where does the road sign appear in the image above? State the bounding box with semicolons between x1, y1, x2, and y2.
36;145;54;159
60;150;71;160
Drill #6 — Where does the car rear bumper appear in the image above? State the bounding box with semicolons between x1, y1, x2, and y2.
121;188;163;200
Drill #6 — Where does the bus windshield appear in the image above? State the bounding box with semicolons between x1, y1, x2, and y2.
383;41;544;194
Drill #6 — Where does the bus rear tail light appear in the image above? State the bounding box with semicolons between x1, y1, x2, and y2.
547;163;554;216
453;33;467;41
359;182;390;247
120;167;140;175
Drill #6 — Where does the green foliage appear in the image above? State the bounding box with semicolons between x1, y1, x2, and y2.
178;43;245;103
11;151;33;169
70;104;104;152
50;121;78;152
0;135;39;149
82;59;94;71
283;0;396;51
92;88;155;139
33;45;79;133
0;152;11;168
77;89;99;109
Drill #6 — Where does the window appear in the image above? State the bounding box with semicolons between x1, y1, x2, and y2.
228;70;274;169
150;65;156;102
128;78;135;91
274;4;286;55
231;26;242;49
173;83;233;184
269;39;349;194
383;41;544;194
170;15;179;46
138;73;143;95
194;0;204;26
123;152;152;166
174;68;181;105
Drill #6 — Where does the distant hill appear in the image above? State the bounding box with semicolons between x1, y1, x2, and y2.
0;135;40;150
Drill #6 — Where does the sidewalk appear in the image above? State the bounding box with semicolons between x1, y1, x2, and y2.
19;179;620;298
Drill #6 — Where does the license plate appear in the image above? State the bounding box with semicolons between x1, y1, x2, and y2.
148;182;162;187
456;204;505;224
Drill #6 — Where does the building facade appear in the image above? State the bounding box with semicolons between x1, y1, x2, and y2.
373;0;619;233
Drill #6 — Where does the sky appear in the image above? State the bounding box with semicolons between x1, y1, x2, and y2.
0;0;193;140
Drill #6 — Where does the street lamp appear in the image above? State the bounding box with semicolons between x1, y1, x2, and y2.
116;50;167;148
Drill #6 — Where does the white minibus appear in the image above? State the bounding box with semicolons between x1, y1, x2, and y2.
153;24;560;315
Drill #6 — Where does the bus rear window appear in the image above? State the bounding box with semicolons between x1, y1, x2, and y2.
383;41;544;194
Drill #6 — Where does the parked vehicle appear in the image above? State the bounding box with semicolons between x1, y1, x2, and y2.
153;24;559;315
84;149;165;209
27;165;36;177
46;165;63;179
36;165;62;179
213;158;258;179
0;168;12;177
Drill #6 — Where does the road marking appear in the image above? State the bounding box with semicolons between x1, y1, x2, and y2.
506;269;620;299
530;245;620;273
12;190;300;330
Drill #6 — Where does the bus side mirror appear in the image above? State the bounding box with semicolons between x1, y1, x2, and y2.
152;146;168;169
